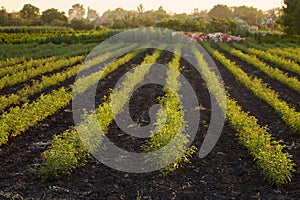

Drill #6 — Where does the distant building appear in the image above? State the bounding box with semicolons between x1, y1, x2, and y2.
93;17;108;27
234;17;258;32
234;17;246;24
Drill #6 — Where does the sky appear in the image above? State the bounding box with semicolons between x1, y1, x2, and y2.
0;0;283;15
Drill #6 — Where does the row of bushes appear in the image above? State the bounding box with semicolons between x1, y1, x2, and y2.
0;26;74;34
199;42;295;186
38;49;161;178
0;29;122;44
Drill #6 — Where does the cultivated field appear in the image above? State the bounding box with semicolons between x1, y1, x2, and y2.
0;29;300;199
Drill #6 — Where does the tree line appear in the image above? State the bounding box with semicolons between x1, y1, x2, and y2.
0;2;299;35
0;4;101;30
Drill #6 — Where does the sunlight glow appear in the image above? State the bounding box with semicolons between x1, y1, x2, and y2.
1;0;283;15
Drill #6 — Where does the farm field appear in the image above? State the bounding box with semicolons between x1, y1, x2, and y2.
0;30;300;199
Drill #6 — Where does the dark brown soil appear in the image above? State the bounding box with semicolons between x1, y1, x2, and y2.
216;45;300;112
0;46;300;200
234;43;300;81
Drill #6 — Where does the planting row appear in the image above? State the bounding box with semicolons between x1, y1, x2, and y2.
37;43;297;185
217;43;300;94
0;64;79;112
142;44;197;174
0;42;97;62
1;41;297;186
0;41;134;114
38;49;163;178
195;43;295;185
0;86;72;148
0;26;74;34
203;42;300;133
0;44;143;148
0;56;84;91
0;41;130;92
246;43;300;63
262;43;300;54
0;57;57;78
0;42;131;112
0;29;121;44
232;43;300;76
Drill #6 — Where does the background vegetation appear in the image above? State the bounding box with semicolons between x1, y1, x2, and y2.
0;1;298;36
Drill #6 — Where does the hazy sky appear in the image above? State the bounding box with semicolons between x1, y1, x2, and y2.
1;0;283;15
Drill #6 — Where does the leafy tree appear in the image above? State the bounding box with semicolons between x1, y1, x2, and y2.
20;4;39;19
139;15;155;27
102;8;125;20
265;8;280;20
102;8;125;27
70;19;94;30
50;19;68;27
87;7;99;20
102;8;141;28
199;10;209;19
120;12;139;28
137;4;145;14
41;8;67;25
69;4;85;20
102;6;167;28
173;13;189;21
0;7;8;25
180;19;202;32
233;6;264;25
150;6;168;21
208;4;232;19
281;0;300;35
208;18;238;33
197;18;209;32
156;18;182;30
7;12;27;26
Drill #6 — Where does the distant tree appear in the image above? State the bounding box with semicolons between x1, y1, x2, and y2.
265;8;279;20
20;4;39;19
41;8;67;25
198;10;209;19
70;19;85;29
232;6;264;25
172;13;189;21
70;18;94;30
156;18;182;30
0;7;8;25
208;4;232;19
87;7;99;21
158;6;164;12
102;8;141;28
281;0;300;35
144;6;168;22
137;4;145;14
6;12;26;26
197;18;209;32
69;4;85;21
102;8;125;20
102;8;125;27
123;12;139;28
156;17;207;32
50;19;68;27
180;19;202;32
139;15;155;27
208;18;238;33
103;6;166;28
